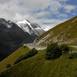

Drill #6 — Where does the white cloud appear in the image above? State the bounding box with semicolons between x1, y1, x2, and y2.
58;0;67;2
49;0;61;13
39;18;67;31
57;13;68;18
0;0;50;20
40;19;66;24
0;0;76;30
64;4;76;13
33;11;50;19
17;0;50;9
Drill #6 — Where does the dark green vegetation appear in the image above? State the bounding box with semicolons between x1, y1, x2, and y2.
14;48;38;64
6;64;11;68
46;43;70;59
0;43;77;77
36;16;77;46
60;44;70;54
69;53;77;59
46;43;62;59
0;46;29;73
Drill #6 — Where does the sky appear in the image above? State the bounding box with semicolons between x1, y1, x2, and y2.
0;0;77;30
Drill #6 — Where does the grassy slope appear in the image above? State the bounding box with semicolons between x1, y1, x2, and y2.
0;46;29;73
1;16;77;77
1;48;77;77
36;16;77;46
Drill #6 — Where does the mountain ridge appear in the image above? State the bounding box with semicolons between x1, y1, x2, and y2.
1;16;77;77
0;18;44;60
35;16;77;46
16;19;45;36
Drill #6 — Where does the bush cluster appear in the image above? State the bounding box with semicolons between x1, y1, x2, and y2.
46;43;70;60
14;48;38;64
6;64;11;68
60;44;70;54
69;53;77;59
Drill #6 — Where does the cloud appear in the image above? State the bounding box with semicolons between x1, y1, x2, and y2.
0;0;50;20
0;0;76;30
17;0;50;9
38;18;67;31
55;12;69;19
49;0;61;13
63;4;77;13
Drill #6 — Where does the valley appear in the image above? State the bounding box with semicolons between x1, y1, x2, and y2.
0;16;77;77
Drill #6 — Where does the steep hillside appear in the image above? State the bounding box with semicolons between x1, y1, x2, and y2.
0;46;29;73
1;47;77;77
0;18;27;60
0;18;44;61
35;16;77;46
1;16;77;77
0;18;35;61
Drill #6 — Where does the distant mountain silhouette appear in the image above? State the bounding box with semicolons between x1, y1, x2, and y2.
0;18;44;61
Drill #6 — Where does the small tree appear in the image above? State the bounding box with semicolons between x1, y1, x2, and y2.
60;44;70;54
14;48;38;64
6;64;11;68
46;43;62;60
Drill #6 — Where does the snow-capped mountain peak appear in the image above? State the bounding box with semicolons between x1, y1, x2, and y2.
16;20;45;36
17;20;33;29
17;20;33;35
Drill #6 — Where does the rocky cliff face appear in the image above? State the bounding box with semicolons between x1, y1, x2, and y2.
0;18;27;60
0;18;45;60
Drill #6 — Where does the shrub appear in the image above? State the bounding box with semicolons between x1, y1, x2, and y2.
6;64;11;68
14;48;38;64
69;53;77;59
46;43;62;60
60;44;70;54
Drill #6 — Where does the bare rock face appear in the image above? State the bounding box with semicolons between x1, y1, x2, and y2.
17;20;45;36
0;18;45;60
0;18;26;60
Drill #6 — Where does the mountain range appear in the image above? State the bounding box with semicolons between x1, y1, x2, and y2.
0;18;44;60
17;20;44;36
0;16;77;77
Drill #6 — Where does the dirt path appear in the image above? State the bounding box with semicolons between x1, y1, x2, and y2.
26;43;46;50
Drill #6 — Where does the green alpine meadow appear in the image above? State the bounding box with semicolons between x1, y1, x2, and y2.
1;16;77;77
